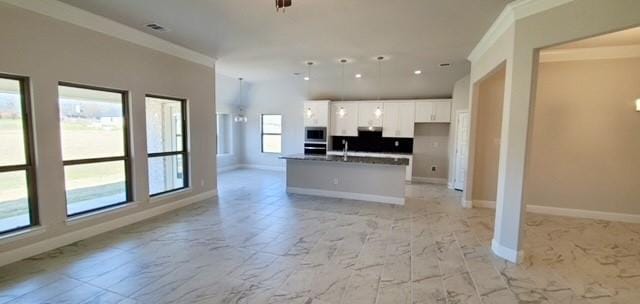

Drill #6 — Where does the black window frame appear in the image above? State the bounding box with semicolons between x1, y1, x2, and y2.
145;94;189;197
58;82;133;217
0;73;39;235
260;114;282;154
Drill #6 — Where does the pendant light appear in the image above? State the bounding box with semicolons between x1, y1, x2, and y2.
373;57;384;124
338;59;347;118
304;62;314;118
234;78;248;123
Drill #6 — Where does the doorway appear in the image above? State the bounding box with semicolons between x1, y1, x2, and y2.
453;111;470;191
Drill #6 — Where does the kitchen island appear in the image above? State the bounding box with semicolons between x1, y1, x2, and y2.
281;154;409;205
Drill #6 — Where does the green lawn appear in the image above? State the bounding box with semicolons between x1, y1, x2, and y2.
1;118;126;219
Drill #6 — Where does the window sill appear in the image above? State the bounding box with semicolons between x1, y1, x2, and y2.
66;202;139;226
217;153;233;157
149;187;192;203
0;226;46;245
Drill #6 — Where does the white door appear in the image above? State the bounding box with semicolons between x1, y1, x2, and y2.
357;102;383;127
414;101;434;123
382;102;399;138
397;102;415;138
433;101;452;123
454;111;470;190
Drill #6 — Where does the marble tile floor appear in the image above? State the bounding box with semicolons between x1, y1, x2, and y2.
0;168;639;304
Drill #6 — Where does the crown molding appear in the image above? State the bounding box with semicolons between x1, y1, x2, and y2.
468;0;576;62
540;44;640;62
0;0;216;67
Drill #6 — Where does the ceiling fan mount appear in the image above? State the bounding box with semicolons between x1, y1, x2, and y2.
275;0;293;12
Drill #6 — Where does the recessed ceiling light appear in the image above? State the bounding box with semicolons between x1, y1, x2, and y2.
303;76;310;81
414;70;422;75
439;63;451;67
355;74;362;79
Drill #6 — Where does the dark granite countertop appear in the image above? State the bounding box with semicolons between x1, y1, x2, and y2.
280;154;410;166
326;150;413;156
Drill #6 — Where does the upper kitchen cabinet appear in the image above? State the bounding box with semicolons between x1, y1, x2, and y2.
357;102;383;128
382;102;415;138
303;100;330;127
330;102;358;136
415;99;452;123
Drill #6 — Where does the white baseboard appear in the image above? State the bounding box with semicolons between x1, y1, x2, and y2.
491;238;524;264
287;187;405;205
239;164;285;172
0;190;217;268
526;204;640;224
447;182;454;189
471;200;640;224
217;164;241;173
411;176;448;185
461;200;473;209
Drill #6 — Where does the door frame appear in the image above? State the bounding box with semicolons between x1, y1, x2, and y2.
453;110;470;191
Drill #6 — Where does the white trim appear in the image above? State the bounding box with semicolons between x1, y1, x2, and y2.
0;0;215;67
66;202;141;226
526;205;640;224
239;164;285;172
539;45;640;62
0;227;46;246
491;238;524;263
0;189;217;268
471;200;640;224
287;187;405;205
411;177;448;185
447;183;454;189
461;200;473;209
217;164;241;173
468;0;576;62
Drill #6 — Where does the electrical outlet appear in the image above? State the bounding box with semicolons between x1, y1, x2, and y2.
431;165;437;172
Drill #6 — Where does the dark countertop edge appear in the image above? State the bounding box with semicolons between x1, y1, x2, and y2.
280;154;410;166
326;150;413;156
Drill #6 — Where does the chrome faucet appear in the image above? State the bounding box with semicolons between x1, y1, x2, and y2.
343;141;348;160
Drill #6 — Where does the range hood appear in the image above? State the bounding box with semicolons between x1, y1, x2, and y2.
358;126;383;132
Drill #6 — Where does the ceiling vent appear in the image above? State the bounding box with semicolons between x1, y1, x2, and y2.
145;23;168;32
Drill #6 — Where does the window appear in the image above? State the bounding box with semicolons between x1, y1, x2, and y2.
58;83;131;216
146;95;188;196
216;113;231;155
261;114;282;154
0;75;38;234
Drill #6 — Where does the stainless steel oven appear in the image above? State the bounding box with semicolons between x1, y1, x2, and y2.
304;127;326;143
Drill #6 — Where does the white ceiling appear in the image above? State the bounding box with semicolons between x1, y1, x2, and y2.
59;0;511;99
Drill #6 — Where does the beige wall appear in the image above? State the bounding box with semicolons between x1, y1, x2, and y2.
472;66;505;202
0;4;216;256
525;58;640;214
466;0;640;257
412;124;450;180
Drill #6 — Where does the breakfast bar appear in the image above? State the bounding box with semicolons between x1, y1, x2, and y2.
281;154;409;205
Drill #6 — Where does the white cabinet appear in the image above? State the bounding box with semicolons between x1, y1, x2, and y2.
303;100;330;127
330;102;358;136
357;102;383;128
415;99;451;123
382;102;415;138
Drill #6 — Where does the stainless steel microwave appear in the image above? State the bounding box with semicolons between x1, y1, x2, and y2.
305;127;326;142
